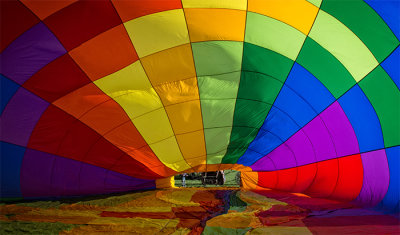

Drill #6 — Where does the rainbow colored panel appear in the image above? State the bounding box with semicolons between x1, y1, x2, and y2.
1;0;399;210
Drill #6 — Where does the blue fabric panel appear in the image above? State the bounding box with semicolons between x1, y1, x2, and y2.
1;74;20;114
238;107;299;165
364;0;400;40
381;46;400;90
285;63;335;114
237;147;264;166
379;146;400;213
0;141;25;198
338;85;384;152
273;84;317;128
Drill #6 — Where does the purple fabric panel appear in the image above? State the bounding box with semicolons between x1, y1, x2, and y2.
105;171;155;193
20;149;55;197
285;130;316;166
0;23;66;85
354;150;390;207
20;148;155;198
319;102;359;157
252;143;295;171
251;154;276;171
78;163;108;196
0;88;48;146
303;116;336;162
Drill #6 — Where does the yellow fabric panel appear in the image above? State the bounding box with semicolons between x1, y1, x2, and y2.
150;136;191;171
206;212;260;229
94;61;163;118
124;9;189;58
131;108;174;144
175;130;206;165
156;189;199;206
141;44;196;86
182;0;247;10
164;100;203;134
248;0;319;35
185;8;246;42
156;177;175;189
154;77;199;106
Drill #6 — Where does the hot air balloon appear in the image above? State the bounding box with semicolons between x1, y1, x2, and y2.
1;0;399;214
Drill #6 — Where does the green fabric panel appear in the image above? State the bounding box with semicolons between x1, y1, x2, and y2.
307;0;322;7
232;99;271;129
359;66;400;148
321;0;400;63
237;72;283;103
203;226;251;235
245;12;306;61
201;99;236;164
198;72;241;99
229;191;247;212
309;10;378;82
192;41;243;76
223;127;258;164
201;99;236;128
205;127;232;164
221;43;293;164
297;37;356;98
242;43;293;82
198;71;241;164
222;101;271;164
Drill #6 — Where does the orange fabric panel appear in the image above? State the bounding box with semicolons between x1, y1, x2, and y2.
248;0;318;34
69;25;138;81
175;130;206;166
140;44;196;86
292;163;317;193
304;159;339;198
329;154;363;201
184;8;246;42
156;176;175;188
275;168;297;191
153;77;199;106
79;99;131;135
111;0;182;22
241;172;259;190
53;83;111;118
103;121;176;177
164;100;203;134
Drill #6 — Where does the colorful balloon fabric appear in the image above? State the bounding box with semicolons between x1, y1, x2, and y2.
1;0;399;211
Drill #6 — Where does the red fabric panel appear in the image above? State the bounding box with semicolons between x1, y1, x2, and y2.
111;0;182;22
28;105;76;154
1;0;39;52
23;54;91;102
304;159;339;198
257;171;278;189
292;163;317;192
28;105;161;179
329;154;363;201
275;168;297;191
44;0;121;51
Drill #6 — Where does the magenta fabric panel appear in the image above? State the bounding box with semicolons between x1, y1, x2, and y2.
354;149;390;207
319;102;359;157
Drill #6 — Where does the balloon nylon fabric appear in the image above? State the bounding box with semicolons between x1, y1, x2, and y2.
0;0;399;212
